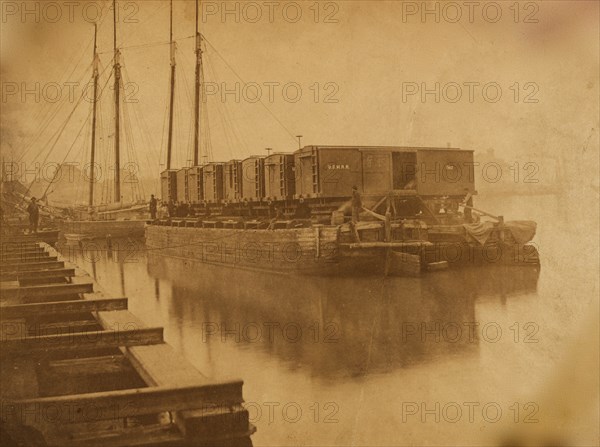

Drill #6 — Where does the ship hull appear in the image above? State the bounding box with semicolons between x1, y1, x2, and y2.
145;221;540;276
145;224;341;275
59;219;147;242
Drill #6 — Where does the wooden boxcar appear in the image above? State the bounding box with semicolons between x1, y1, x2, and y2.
188;166;203;204
241;156;265;202
413;148;475;196
160;169;178;202
224;160;243;202
294;146;475;199
203;163;225;203
294;146;394;198
176;168;190;203
264;153;296;201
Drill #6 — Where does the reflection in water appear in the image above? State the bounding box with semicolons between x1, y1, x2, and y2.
147;253;539;380
56;194;598;446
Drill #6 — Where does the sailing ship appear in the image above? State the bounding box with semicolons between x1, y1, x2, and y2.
143;2;540;276
57;3;147;243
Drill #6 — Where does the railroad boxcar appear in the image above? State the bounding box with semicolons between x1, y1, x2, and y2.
160;169;178;202
188;166;203;204
224;160;243;202
294;146;392;198
264;153;296;201
294;146;475;199
203;163;225;203
412;148;475;196
241;156;265;202
176;168;190;203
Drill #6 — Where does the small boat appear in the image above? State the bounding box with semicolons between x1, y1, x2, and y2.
60;219;146;243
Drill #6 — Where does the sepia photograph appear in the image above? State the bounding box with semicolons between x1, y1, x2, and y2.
1;1;599;446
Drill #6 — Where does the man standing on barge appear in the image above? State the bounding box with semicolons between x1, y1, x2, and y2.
351;185;362;223
27;197;39;233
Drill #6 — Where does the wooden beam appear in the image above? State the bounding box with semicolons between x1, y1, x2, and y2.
342;241;432;249
1;253;51;263
0;261;65;273
0;256;57;266
0;249;47;258
1;326;164;357
5;382;244;424
1;243;41;252
1;268;75;282
0;297;128;320
46;355;132;376
48;422;184;447
1;282;94;300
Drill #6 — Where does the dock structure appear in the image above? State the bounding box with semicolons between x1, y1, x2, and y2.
0;240;255;446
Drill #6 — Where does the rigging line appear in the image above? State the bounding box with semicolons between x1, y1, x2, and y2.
107;2;165;54
204;52;248;158
158;99;170;169
30;67;115;201
98;35;196;54
202;36;298;143
40;108;93;201
31;34;92;124
72;112;92;204
121;66;158;185
121;93;144;202
177;50;195;164
200;46;214;162
18;60;94;163
20;58;114;164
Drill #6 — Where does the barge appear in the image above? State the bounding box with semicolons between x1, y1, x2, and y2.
147;146;540;275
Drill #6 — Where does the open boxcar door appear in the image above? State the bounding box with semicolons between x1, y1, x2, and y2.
360;150;393;194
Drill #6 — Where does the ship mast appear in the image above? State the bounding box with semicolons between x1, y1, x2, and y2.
113;0;121;202
193;0;202;166
89;24;99;207
166;0;176;170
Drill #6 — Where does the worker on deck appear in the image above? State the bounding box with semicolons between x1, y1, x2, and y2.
27;197;40;233
351;185;362;223
149;194;158;220
268;206;283;230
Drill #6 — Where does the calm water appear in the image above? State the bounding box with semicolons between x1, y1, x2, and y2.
58;194;599;446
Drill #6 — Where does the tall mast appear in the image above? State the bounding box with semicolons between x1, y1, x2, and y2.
89;23;99;207
193;0;202;166
113;0;121;202
166;0;176;170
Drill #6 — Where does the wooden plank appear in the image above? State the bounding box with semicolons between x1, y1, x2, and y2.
342;241;432;249
0;297;128;320
17;268;75;279
52;423;184;447
0;256;57;265
0;261;64;272
0;282;94;300
1;268;73;282
46;355;133;377
124;345;249;440
0;250;50;260
1;243;42;252
1;327;164;357
6;382;244;424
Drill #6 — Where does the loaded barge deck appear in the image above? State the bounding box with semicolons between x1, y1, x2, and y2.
150;146;540;275
0;239;255;446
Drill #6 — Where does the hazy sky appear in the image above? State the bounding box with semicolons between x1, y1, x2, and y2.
1;0;598;182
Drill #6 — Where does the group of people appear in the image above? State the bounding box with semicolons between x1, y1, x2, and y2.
149;195;194;220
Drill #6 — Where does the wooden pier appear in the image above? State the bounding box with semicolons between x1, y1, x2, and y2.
0;240;255;446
